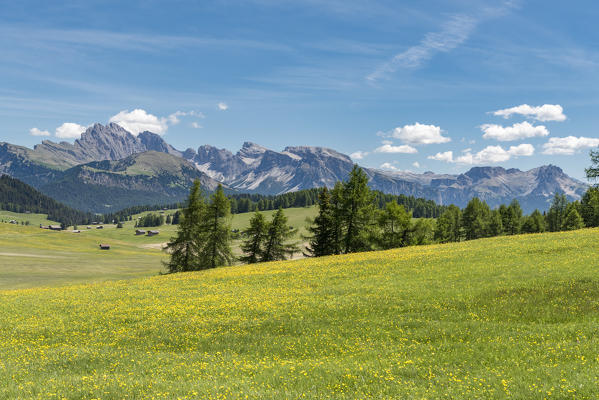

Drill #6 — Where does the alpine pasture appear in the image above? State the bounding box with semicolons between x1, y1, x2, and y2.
1;226;599;398
0;207;317;290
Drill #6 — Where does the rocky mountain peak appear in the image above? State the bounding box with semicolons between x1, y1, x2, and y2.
238;142;268;158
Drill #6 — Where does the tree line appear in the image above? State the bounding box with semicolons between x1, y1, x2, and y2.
165;181;301;272
166;158;599;272
107;185;446;224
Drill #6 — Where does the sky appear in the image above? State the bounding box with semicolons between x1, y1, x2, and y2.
0;0;598;179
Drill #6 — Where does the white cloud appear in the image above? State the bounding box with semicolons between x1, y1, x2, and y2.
456;144;534;164
379;162;398;171
492;104;566;122
350;151;368;160
507;143;535;156
55;122;86;139
374;144;418;154
412;161;420;168
29;127;50;136
429;144;534;164
428;151;454;162
190;122;202;129
217;102;229;111
109;109;168;135
481;121;549;141
390;123;450;145
542;136;599;155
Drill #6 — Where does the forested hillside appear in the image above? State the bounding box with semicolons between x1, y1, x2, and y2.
0;175;92;225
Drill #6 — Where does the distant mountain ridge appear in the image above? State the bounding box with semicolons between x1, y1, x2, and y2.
0;123;589;213
188;142;587;211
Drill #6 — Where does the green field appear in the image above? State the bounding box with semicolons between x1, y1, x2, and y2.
0;210;57;226
0;206;317;290
1;228;599;398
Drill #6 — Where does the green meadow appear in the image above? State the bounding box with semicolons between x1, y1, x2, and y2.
0;206;318;290
0;226;598;398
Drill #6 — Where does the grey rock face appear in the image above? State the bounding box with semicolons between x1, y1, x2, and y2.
31;123;180;166
189;141;587;212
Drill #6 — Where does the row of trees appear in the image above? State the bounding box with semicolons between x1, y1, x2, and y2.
166;153;599;271
303;166;436;257
135;213;166;228
166;180;301;272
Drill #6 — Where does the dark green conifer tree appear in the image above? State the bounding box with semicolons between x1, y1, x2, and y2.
164;180;206;272
239;211;267;264
342;165;375;253
261;208;298;262
200;185;234;268
305;188;337;256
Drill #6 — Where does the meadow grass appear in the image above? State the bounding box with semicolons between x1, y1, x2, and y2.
1;228;599;398
0;210;56;226
0;207;317;290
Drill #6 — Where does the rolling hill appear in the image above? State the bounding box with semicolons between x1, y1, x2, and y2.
41;151;222;213
0;228;598;398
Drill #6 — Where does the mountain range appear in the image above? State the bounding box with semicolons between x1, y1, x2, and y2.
0;123;588;213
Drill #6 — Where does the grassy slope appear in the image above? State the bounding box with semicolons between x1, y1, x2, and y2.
1;229;599;398
0;210;57;226
0;206;317;290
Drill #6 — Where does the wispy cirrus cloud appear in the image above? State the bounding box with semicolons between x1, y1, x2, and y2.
367;14;478;81
367;1;518;81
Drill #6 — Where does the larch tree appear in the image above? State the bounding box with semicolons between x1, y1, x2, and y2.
261;208;298;262
376;201;411;249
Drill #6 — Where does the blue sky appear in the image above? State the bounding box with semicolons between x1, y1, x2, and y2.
1;0;598;179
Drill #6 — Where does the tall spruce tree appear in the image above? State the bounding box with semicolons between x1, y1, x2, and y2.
164;180;206;273
201;185;234;269
240;211;267;263
261;208;298;262
342;165;375;253
305;188;337;256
